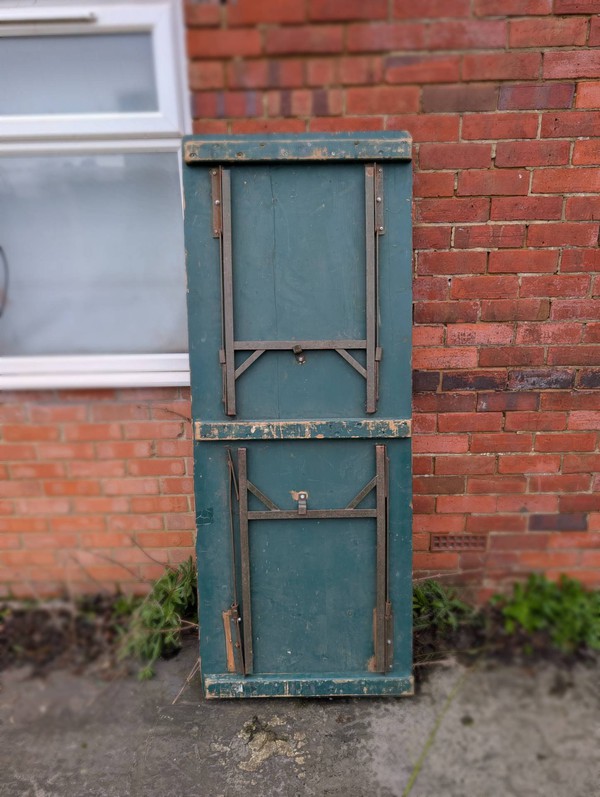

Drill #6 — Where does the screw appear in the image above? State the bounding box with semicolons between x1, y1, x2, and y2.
379;226;384;232
214;199;221;205
376;196;382;202
211;169;217;175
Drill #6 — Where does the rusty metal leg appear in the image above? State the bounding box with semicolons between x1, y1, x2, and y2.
374;444;387;673
221;168;236;416
237;447;253;673
365;164;377;414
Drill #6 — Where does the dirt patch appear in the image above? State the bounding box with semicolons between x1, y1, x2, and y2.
0;596;127;677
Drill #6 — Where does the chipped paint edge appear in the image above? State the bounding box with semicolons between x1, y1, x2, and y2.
194;419;412;441
204;673;414;699
184;133;413;163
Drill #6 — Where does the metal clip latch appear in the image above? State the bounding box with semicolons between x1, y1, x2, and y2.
293;344;306;364
296;491;308;515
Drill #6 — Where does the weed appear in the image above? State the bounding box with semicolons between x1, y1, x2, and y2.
413;580;475;634
492;574;600;653
117;558;197;679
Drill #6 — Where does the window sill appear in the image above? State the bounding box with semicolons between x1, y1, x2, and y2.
0;353;190;390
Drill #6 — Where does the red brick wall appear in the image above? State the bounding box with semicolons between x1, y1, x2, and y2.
2;0;600;597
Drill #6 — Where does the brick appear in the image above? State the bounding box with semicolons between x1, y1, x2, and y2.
413;227;452;249
413;435;469;454
577;369;600;388
386;114;460;142
447;324;513;346
551;300;599;320
497;141;570;169
544;51;600;80
442;371;508;391
413;552;459;570
265;25;343;55
499;83;575;111
474;0;552;13
572;140;600;166
415;394;477;413
519;551;580;568
563;453;600;473
592;16;600;44
30;405;87;423
549;347;600;366
453;224;526;249
466;515;527;532
438;413;503;432
529;474;591;492
435;455;496;475
413;476;466;494
184;3;221;27
530;514;588;531
458;169;529;197
414;301;479;324
506;411;567;431
15;498;70;515
227;59;304;90
548;531;600;549
490;533;550;550
413;515;466;533
510;17;588;47
481;299;550;322
338;56;383;86
516;322;581;345
417;251;487;276
346;86;420;114
37;443;95;460
477;392;539;412
310;0;387;21
385;55;461;84
422;85;498;113
551;492;598;521
498;454;561;473
413;172;456;198
489;250;558;274
414;495;436;513
0;480;39;498
228;0;306;25
235;119;307;134
437;495;497;514
108;515;163;532
3;424;58;442
187;29;262;59
0;444;36;460
535;432;596;452
481;346;544;367
468;476;526;493
472;433;533;452
533;167;600;194
96;441;153;460
527;221;598;247
394;0;471;17
413;329;444;350
413;456;434;475
413;348;478;369
415;198;490;224
188;62;225;92
414;277;449;301
413;371;441;392
43;480;100;497
0;517;47;533
497;494;558;513
508;368;574;390
419;143;492;170
463;53;540;81
492;197;562;222
10;463;65;479
553;0;600;11
566;197;600;221
582;324;600;342
526;275;591;298
347;22;426;52
305;58;337;87
426;20;506;49
542;391;600;410
541;111;598;138
451;276;519;300
462;112;538;140
576;82;600;109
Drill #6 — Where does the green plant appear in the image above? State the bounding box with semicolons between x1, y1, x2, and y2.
493;574;600;653
118;558;198;679
413;580;474;633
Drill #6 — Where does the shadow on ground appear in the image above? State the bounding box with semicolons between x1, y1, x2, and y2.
0;640;598;797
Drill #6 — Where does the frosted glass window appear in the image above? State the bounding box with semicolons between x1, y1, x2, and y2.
0;34;158;115
0;153;188;355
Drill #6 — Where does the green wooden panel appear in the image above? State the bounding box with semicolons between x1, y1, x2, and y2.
184;134;413;699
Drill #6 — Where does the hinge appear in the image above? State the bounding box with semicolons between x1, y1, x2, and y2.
222;604;245;674
374;165;384;235
211;167;223;238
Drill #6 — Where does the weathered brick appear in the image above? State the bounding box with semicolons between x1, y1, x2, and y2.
426;20;507;49
508;368;574;390
544;51;600;80
453;224;526;249
442;371;508;391
417;251;487;276
496;141;570;168
530;514;588;531
415;197;490;224
265;25;344;55
462;112;538;140
451;276;519;299
385;55;461;84
505;412;567;431
419;143;492;170
187;29;262;59
576;82;600;108
527;224;599;248
346;86;420;114
489;250;558;273
480;299;550;322
422;85;498;113
498;454;561;473
414;301;479;324
474;0;552;14
463;52;541;81
509;17;588;47
499;82;575;110
458;169;529;197
347;22;426;52
395;0;471;17
447;323;513;346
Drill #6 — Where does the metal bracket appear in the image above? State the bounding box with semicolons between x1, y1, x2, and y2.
212;165;384;416
230;445;393;675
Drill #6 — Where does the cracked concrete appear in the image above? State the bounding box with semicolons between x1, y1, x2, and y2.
0;641;598;797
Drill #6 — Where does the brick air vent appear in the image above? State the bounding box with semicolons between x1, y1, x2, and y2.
431;535;487;552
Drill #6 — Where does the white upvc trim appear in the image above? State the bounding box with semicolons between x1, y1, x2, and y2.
0;354;191;390
0;3;185;140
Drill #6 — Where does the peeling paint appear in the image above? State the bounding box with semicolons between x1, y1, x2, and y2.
195;419;411;441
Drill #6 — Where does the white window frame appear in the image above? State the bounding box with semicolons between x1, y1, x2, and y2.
0;0;192;390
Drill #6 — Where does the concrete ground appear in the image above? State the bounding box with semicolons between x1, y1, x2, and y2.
0;641;598;797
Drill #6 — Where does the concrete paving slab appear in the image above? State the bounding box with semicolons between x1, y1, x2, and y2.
0;641;598;797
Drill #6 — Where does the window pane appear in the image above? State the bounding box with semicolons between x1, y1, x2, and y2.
0;153;188;355
0;34;158;115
